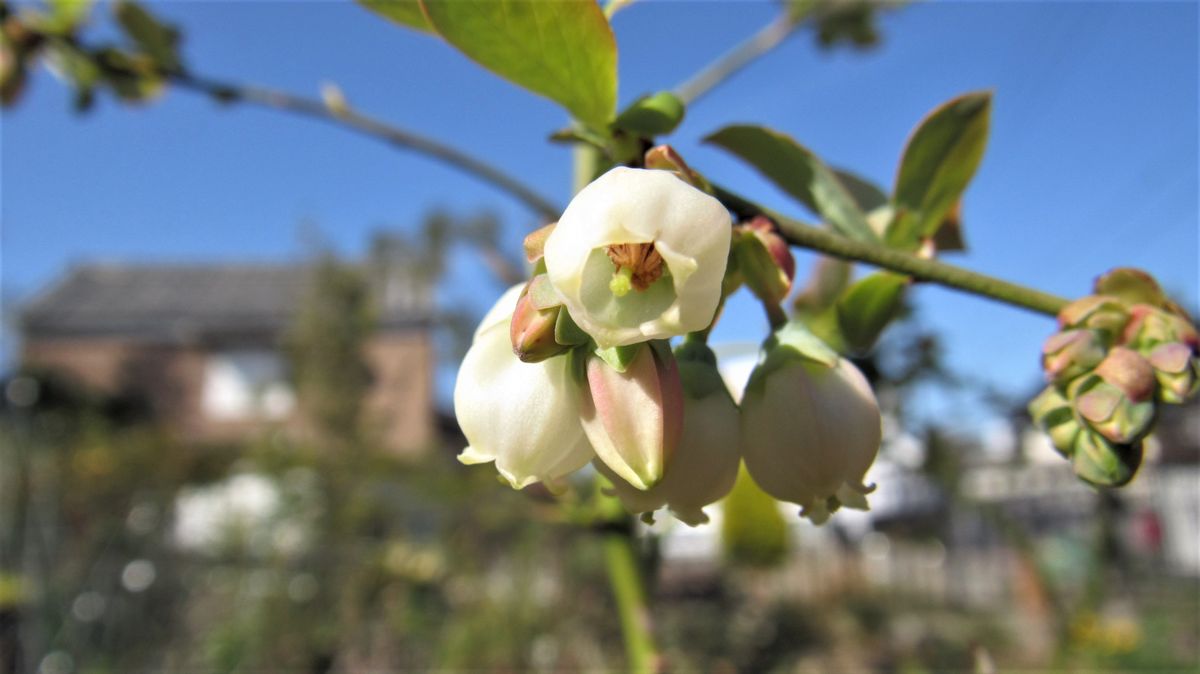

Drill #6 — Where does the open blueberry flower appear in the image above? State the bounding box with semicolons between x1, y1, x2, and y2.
543;167;732;349
454;285;594;489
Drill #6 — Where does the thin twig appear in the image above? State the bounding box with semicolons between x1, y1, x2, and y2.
674;13;799;106
171;73;562;221
712;183;1071;317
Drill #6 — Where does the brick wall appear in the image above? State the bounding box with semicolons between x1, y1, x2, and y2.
21;330;434;456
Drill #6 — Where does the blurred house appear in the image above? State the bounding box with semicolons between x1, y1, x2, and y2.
18;262;434;454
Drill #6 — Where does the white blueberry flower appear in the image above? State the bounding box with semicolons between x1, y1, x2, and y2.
739;324;881;524
595;343;741;526
453;285;593;489
543;167;732;349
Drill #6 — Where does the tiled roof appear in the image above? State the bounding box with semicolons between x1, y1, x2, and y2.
21;263;429;340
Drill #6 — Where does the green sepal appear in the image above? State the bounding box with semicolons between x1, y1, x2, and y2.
553;307;589;347
594;342;646;374
744;321;840;399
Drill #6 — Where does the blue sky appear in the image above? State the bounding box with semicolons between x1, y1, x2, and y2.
2;1;1197;424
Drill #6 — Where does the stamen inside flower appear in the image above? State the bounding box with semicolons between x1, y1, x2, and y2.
606;243;664;296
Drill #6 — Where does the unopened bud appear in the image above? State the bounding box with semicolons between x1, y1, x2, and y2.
1042;329;1107;384
523;222;556;263
1028;386;1079;457
1071;370;1156;446
582;341;684;490
1093;267;1169;309
1070;428;1142;488
595;341;740;525
320;82;348;116
734;216;795;305
1146;342;1200;404
643;144;709;190
1058;295;1130;338
1123;304;1199;352
510;276;568;363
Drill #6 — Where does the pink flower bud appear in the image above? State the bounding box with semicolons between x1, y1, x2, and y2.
594;342;740;525
734;216;795;305
509;277;568;363
581;342;683;490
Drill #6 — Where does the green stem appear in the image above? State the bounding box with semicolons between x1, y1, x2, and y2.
674;13;800;106
172;73;562;221
763;300;788;330
712;184;1070;317
603;532;659;673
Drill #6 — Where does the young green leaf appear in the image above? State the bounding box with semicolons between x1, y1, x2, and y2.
836;271;908;354
356;0;433;33
705;125;877;243
887;91;991;249
831;167;888;213
420;0;617;128
613;91;685;137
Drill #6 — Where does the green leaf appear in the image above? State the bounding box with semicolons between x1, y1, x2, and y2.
113;0;181;73
836;271;908;354
831;168;888;212
43;0;94;33
420;0;617;128
705;125;877;243
887;91;991;249
356;0;433;33
613;91;684;137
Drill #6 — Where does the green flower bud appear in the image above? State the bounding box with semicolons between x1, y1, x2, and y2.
1042;329;1107;385
734;216;795;306
1057;295;1130;338
1028;386;1080;457
1146;342;1200;404
1122;304;1198;352
1070;428;1142;488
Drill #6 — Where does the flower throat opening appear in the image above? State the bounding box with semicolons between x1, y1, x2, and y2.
606;243;664;297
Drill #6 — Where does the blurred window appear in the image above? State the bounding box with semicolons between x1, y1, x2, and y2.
201;349;295;420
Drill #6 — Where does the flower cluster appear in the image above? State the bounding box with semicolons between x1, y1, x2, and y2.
454;165;884;525
1029;268;1199;486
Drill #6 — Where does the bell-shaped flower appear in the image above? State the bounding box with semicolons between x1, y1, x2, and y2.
454;285;593;489
739;323;881;524
594;341;740;525
580;341;683;491
543;167;732;348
